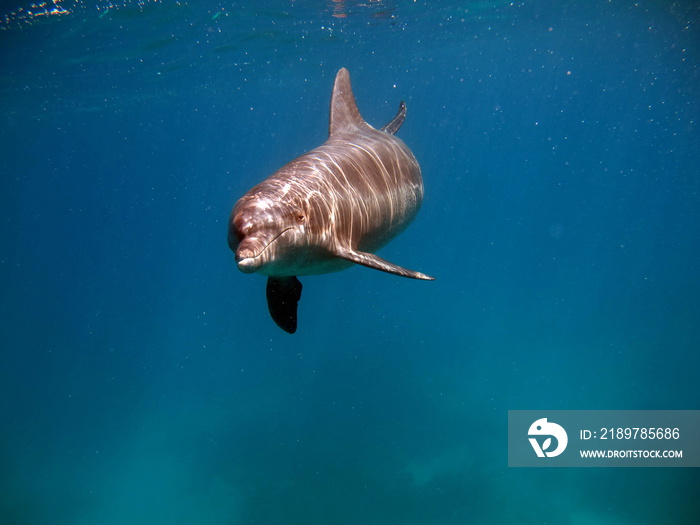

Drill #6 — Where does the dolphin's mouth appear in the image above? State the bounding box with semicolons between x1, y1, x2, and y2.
236;256;262;273
235;227;294;273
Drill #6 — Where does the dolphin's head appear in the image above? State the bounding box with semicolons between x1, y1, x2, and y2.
228;193;308;275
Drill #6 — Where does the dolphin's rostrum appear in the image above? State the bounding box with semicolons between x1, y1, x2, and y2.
228;68;433;333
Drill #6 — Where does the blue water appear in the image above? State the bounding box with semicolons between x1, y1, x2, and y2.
1;1;698;523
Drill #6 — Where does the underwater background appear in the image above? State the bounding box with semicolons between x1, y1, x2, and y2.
1;0;699;523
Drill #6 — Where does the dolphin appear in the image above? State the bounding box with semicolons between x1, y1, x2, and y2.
228;68;433;333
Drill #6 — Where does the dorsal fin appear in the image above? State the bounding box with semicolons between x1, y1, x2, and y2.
329;68;368;137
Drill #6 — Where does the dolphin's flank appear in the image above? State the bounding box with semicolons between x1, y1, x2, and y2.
228;67;433;333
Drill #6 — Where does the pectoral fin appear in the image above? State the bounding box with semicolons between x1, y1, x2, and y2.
266;276;303;334
380;101;406;135
335;247;434;280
